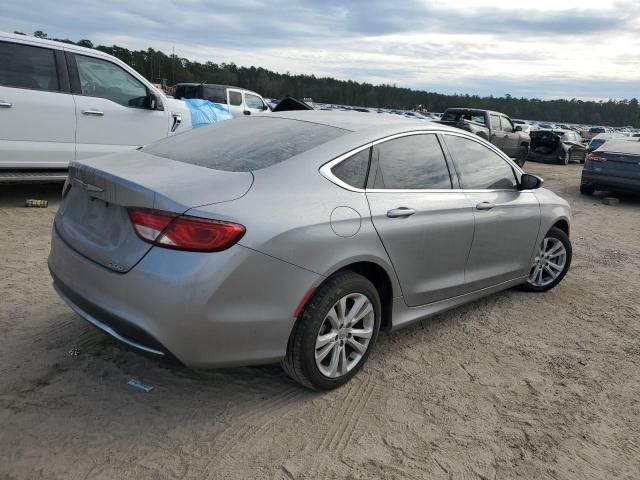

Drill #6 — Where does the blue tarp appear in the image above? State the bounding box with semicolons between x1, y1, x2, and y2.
182;99;233;128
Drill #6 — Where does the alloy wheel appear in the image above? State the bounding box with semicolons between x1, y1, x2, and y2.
528;237;567;287
314;293;374;378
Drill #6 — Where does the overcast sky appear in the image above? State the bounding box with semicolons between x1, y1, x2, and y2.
2;0;639;100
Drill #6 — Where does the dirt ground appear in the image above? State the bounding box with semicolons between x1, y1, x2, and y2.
1;162;639;480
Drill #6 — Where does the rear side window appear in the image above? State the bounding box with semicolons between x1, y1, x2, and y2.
229;91;243;106
490;115;500;130
372;134;452;190
444;135;517;190
143;117;347;172
332;149;370;189
0;41;59;91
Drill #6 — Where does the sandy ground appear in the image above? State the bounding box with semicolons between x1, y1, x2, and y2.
1;162;639;480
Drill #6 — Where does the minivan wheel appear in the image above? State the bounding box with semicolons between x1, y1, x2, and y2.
282;272;381;390
522;227;572;292
560;150;570;165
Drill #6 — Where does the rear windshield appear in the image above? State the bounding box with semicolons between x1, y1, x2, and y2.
590;127;605;133
143;117;348;172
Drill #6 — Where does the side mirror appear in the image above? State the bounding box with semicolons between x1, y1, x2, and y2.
515;125;522;132
519;173;543;190
148;92;164;111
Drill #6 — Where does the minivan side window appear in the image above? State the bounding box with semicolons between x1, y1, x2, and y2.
444;135;517;190
372;134;452;190
245;93;265;110
229;91;243;106
332;148;370;189
0;41;59;92
75;55;148;108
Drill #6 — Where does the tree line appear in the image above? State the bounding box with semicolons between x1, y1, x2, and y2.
16;30;640;127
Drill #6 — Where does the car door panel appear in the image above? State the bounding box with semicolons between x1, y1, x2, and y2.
0;41;75;168
489;114;505;150
70;53;169;160
227;89;244;117
367;192;475;305
501;116;519;157
463;191;540;289
365;133;475;307
443;133;542;290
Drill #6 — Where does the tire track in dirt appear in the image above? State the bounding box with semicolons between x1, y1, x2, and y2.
306;373;379;478
196;386;307;479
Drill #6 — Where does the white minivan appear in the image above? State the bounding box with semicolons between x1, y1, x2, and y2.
0;32;192;182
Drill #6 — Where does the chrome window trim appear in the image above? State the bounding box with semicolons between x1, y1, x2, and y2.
319;129;524;193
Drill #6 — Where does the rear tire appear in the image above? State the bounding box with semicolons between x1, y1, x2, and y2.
282;272;381;390
521;227;572;292
580;183;595;195
560;149;570;165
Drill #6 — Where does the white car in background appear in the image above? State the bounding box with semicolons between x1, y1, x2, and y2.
0;32;192;182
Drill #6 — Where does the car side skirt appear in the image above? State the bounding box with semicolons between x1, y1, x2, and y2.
390;276;527;330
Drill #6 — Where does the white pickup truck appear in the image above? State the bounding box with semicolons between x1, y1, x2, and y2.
0;32;194;182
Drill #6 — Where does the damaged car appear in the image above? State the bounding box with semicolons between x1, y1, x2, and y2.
529;129;587;165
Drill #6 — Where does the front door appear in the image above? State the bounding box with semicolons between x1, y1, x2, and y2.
71;53;169;160
0;41;75;168
500;116;520;157
489;114;506;150
366;133;475;306
443;134;541;291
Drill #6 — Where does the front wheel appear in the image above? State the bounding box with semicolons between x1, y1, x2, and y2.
281;272;381;390
521;227;572;292
560;149;570;165
580;183;595;195
515;146;528;167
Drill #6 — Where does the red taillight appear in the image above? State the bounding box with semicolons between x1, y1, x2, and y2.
586;152;607;163
128;208;245;252
62;176;72;199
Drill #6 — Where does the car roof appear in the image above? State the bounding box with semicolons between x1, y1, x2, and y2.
262;110;457;135
0;31;101;56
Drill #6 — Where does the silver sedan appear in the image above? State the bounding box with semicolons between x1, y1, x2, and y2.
49;111;572;390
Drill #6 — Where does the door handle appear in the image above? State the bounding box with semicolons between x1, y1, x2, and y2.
243;110;251;116
82;109;104;116
0;101;12;108
387;207;416;218
476;202;495;211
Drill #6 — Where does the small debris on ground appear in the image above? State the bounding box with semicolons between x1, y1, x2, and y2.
68;347;80;356
128;378;154;392
603;197;620;206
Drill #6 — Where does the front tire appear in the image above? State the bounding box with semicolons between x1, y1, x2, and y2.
516;146;528;167
560;149;570;165
521;227;572;292
282;272;381;390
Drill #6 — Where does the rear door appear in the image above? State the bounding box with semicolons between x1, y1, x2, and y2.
366;133;475;306
227;89;245;117
69;53;169;160
443;133;540;291
0;40;76;168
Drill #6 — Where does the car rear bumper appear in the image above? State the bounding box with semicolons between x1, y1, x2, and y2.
581;171;640;193
48;227;321;368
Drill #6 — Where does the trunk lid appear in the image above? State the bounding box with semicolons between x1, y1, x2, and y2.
55;150;253;272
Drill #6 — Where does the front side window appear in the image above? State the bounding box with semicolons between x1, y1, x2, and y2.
75;55;148;108
372;134;452;190
444;135;517;190
245;93;265;110
228;91;243;106
0;41;59;92
501;117;514;132
332;148;370;189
